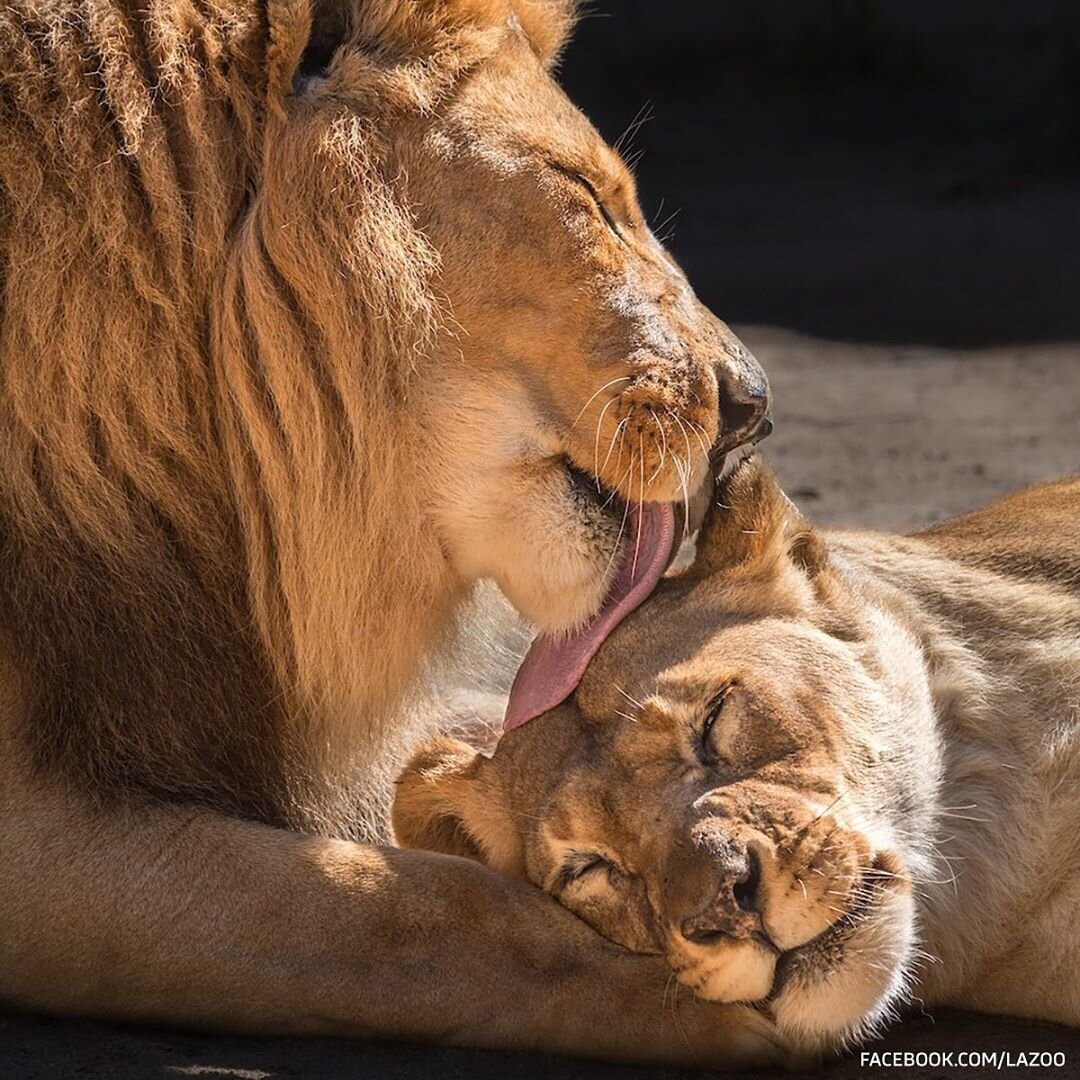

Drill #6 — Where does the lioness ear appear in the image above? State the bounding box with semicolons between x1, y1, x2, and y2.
693;455;828;580
393;737;520;869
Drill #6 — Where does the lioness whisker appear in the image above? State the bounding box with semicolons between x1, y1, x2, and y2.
661;969;675;1015
799;790;850;836
613;684;646;712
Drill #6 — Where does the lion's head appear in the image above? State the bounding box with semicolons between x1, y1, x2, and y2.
0;0;766;829
395;457;939;1052
252;0;771;633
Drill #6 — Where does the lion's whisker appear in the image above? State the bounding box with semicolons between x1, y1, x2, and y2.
631;431;645;578
593;394;623;487
572;375;631;431
601;415;631;480
647;407;669;488
614;101;654;157
600;475;635;583
668;412;694;525
683;416;712;459
599;460;635;513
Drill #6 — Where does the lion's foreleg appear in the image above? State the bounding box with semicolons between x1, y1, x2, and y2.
0;765;779;1064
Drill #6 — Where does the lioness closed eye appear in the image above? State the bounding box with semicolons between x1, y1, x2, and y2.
396;456;1080;1057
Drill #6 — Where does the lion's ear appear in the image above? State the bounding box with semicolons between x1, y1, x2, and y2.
392;737;521;870
511;1;580;65
296;0;353;86
693;455;828;581
267;2;573;103
266;1;353;99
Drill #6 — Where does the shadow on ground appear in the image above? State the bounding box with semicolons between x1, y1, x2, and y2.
1;1010;1076;1080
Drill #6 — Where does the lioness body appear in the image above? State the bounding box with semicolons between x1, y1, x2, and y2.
0;0;775;1063
866;479;1080;1025
397;466;1080;1056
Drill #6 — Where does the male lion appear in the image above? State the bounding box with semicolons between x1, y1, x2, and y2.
397;456;1080;1059
0;0;776;1065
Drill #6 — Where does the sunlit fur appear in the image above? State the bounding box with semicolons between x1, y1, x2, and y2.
0;0;765;840
397;457;1080;1059
0;1;789;1061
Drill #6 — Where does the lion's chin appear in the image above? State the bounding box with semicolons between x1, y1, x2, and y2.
441;435;713;643
505;498;680;729
497;560;613;637
493;458;692;636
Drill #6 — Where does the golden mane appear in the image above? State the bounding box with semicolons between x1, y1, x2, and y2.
0;0;574;836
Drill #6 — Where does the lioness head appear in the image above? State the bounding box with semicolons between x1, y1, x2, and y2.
395;457;939;1053
268;0;769;634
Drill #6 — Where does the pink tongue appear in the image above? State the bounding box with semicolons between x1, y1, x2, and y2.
504;502;676;731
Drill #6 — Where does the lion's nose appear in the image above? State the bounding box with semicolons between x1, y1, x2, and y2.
752;412;774;444
678;846;763;945
712;341;772;456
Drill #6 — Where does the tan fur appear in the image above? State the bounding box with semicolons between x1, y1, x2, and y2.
0;0;777;1062
397;457;1080;1059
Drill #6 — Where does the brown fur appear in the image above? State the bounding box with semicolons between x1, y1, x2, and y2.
0;0;770;835
397;458;1080;1058
0;0;778;1061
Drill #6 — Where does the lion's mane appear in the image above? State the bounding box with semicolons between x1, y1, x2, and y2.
0;0;568;837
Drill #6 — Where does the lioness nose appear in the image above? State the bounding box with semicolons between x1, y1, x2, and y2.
713;341;772;455
679;848;763;945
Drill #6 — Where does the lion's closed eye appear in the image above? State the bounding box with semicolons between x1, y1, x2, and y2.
549;163;627;240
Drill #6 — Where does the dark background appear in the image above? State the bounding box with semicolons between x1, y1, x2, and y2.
558;0;1080;346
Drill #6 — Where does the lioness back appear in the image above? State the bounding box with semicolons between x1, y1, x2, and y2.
916;476;1080;593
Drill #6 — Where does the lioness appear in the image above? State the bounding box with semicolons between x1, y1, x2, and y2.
0;0;776;1065
396;456;1080;1058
